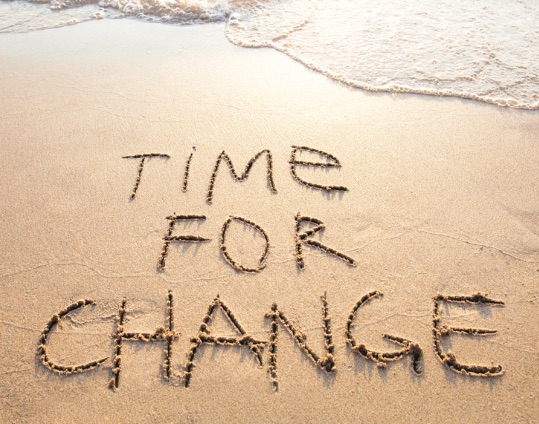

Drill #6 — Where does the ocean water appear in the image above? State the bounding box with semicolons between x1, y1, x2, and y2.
1;0;538;109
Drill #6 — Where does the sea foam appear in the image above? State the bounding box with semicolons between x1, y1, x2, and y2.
1;0;537;109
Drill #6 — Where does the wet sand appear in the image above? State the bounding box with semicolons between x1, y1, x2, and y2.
0;19;538;423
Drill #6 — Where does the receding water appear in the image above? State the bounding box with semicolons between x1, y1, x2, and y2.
1;0;538;109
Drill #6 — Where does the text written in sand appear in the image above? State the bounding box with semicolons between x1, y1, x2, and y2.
123;146;348;203
125;146;355;272
38;291;505;390
37;146;506;390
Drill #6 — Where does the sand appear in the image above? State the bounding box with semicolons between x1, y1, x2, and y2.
0;19;538;423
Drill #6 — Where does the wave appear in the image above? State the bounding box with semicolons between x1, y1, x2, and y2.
1;0;538;110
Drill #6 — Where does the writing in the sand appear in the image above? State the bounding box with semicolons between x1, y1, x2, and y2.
123;146;348;202
38;291;505;390
124;146;356;272
37;146;506;390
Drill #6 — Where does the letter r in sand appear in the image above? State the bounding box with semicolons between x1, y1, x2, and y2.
295;213;356;270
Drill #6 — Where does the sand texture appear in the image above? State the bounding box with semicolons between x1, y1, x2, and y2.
0;20;538;423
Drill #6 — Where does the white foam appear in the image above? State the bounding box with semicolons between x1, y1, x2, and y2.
226;0;539;110
1;0;538;109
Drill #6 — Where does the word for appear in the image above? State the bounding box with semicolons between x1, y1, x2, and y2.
38;292;504;390
123;146;348;203
157;213;356;272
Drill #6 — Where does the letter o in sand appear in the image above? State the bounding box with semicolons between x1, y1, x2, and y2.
219;216;270;273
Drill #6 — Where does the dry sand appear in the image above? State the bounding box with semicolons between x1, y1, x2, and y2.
0;19;538;423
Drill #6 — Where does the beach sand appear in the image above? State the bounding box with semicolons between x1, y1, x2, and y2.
0;19;538;423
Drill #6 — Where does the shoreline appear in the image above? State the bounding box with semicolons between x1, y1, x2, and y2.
0;19;538;423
